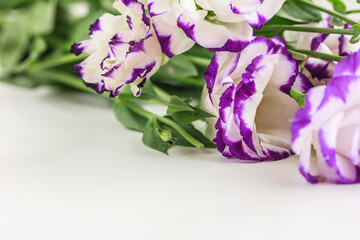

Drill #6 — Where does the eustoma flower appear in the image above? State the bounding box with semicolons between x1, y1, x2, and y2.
204;37;298;160
284;18;360;85
148;0;285;53
71;0;162;97
291;50;360;184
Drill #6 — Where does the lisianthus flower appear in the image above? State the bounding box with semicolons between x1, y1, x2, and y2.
284;18;360;85
71;0;162;97
148;0;285;53
203;37;298;160
291;50;360;184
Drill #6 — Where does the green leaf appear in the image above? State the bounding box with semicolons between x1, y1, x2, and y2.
350;24;360;44
30;37;47;58
0;22;29;74
265;15;309;26
69;10;104;43
23;0;57;35
113;100;148;132
329;17;343;27
327;0;346;14
17;36;47;72
139;80;157;98
153;54;198;79
0;75;41;88
256;14;307;38
142;118;170;154
280;0;322;22
166;95;194;114
290;88;306;108
327;0;346;26
289;50;307;61
0;0;30;9
172;107;215;124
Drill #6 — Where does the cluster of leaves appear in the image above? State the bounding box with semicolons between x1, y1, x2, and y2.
0;0;217;154
114;95;216;154
113;77;217;154
0;0;114;87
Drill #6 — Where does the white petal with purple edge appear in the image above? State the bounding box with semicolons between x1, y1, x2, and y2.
147;0;195;57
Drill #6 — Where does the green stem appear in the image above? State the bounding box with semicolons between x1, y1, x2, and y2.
125;101;204;149
290;49;343;61
259;25;353;35
31;54;87;71
296;0;359;25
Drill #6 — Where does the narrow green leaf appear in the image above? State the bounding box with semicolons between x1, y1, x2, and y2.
0;22;28;74
139;80;157;97
329;17;343;27
17;36;47;72
166;95;194;114
265;15;309;26
172;107;215;124
0;75;41;88
23;0;57;35
327;0;346;26
290;88;306;108
327;0;346;14
280;0;322;22
153;54;198;79
289;50;307;61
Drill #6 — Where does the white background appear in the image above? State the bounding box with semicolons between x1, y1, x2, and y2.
1;1;360;239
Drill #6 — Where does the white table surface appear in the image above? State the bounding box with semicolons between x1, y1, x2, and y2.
1;82;360;240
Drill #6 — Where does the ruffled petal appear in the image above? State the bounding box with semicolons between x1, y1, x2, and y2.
243;0;286;29
148;0;195;57
177;9;253;52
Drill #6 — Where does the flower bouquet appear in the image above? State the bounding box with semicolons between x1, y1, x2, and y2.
1;0;360;184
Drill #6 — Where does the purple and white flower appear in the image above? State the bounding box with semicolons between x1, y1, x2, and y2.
71;0;162;97
291;50;360;184
148;0;285;53
203;37;299;161
284;18;360;85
